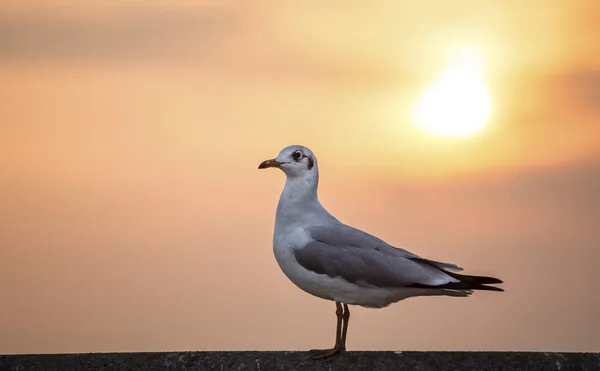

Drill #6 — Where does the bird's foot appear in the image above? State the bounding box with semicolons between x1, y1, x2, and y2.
309;347;345;359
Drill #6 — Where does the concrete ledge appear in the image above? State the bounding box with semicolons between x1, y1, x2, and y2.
1;351;598;371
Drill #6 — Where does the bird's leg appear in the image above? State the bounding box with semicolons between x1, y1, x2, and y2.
340;303;350;351
309;302;344;359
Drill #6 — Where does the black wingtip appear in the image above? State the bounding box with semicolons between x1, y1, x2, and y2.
442;270;504;286
476;276;503;285
477;284;505;292
407;268;505;292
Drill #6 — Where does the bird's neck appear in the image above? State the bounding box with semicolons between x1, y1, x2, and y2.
275;174;329;230
279;174;319;208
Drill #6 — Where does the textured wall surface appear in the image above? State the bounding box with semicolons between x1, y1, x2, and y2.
1;351;599;371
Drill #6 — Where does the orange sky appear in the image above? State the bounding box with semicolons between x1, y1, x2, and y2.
1;1;599;354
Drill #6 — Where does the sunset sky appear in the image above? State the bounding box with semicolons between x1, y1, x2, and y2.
1;1;599;354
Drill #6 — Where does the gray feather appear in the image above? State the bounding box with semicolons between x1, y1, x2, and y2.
308;223;463;270
294;224;460;288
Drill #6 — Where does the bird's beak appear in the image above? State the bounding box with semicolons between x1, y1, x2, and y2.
258;158;284;169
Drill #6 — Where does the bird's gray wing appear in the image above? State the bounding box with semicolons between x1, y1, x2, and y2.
294;224;461;288
307;223;464;271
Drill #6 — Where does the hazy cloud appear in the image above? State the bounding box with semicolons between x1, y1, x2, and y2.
0;9;239;61
564;70;600;110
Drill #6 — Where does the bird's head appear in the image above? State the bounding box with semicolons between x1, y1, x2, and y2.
258;145;318;179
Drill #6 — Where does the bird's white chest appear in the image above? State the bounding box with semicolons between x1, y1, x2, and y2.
272;227;310;278
272;227;333;300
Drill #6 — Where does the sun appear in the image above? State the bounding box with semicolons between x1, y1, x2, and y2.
413;46;492;138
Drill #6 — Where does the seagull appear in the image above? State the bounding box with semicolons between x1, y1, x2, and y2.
258;145;503;359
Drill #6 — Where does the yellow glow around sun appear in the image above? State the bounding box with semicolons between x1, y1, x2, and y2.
413;46;492;137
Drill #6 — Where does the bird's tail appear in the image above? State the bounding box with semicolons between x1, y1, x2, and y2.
442;270;504;292
409;257;504;292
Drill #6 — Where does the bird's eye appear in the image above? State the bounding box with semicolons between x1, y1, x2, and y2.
292;151;302;161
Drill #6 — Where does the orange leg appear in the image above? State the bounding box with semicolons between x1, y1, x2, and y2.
340;303;350;351
309;302;345;359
